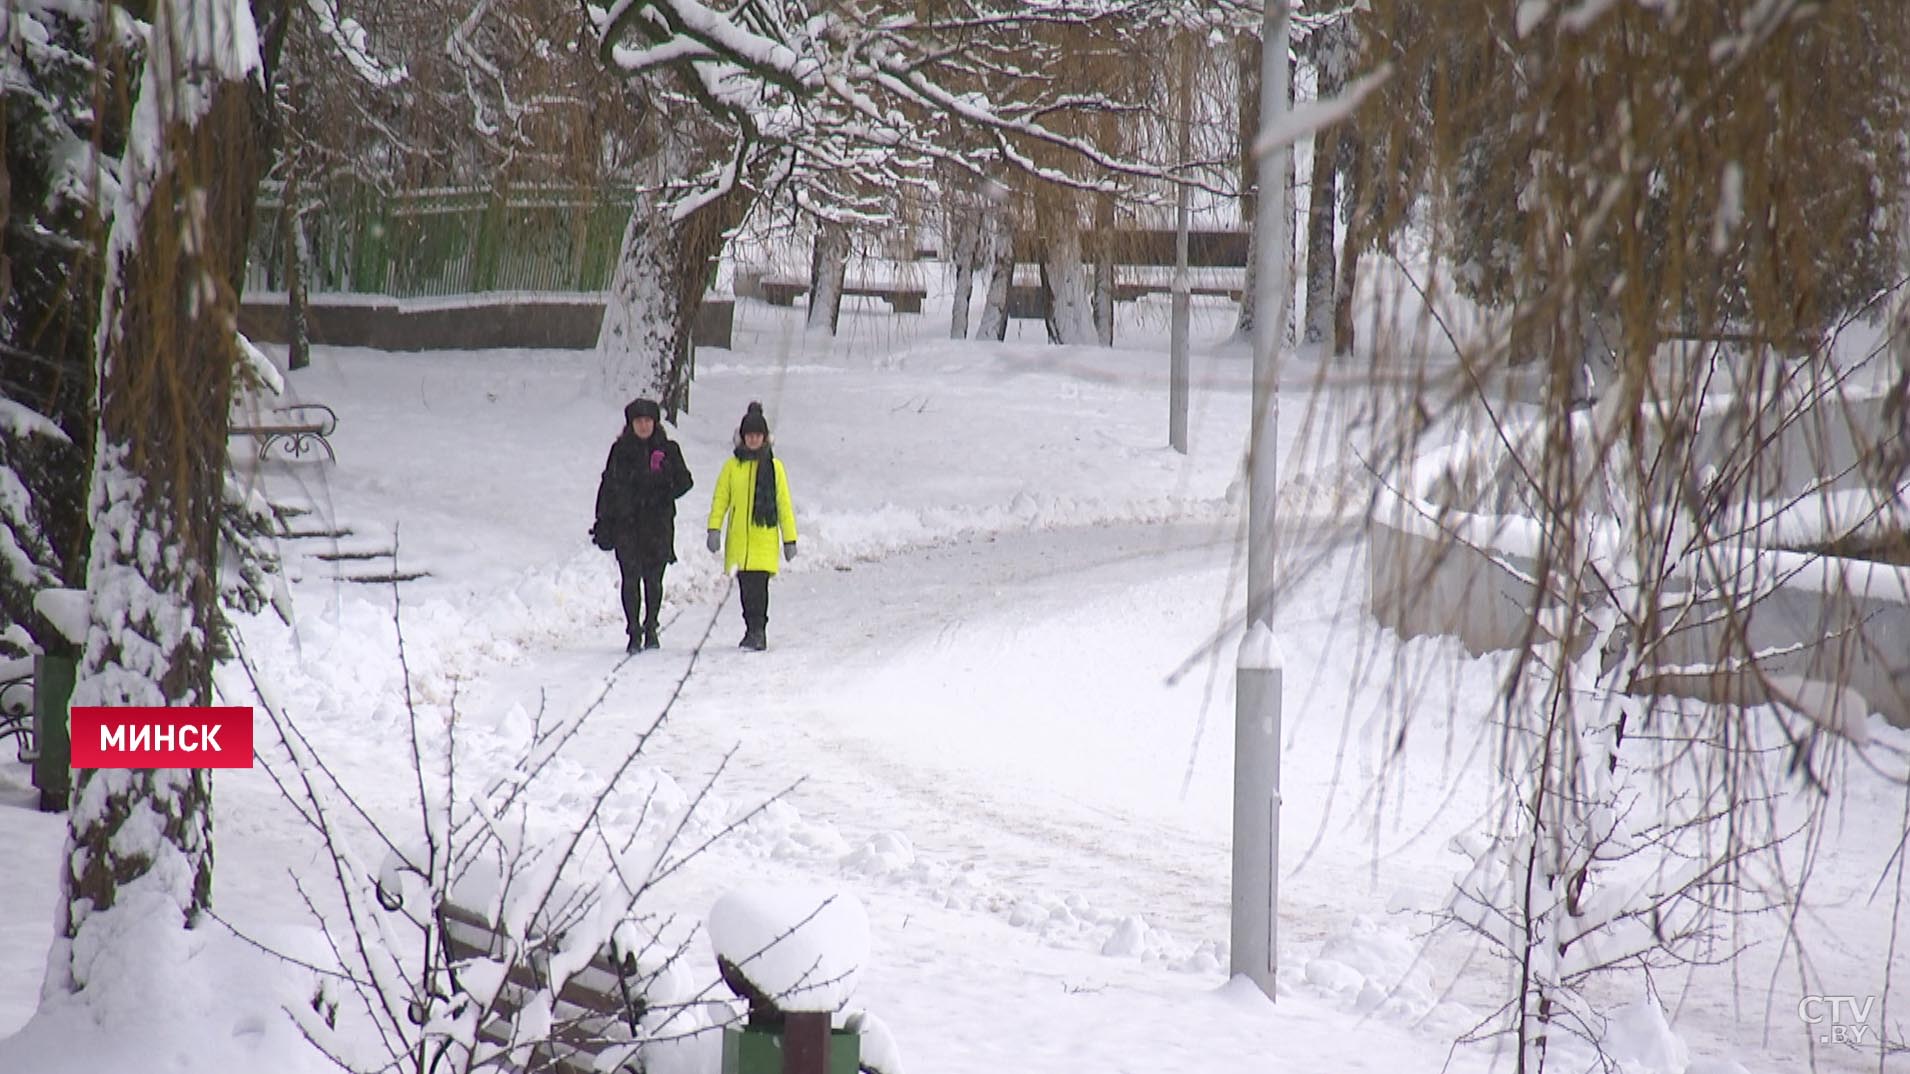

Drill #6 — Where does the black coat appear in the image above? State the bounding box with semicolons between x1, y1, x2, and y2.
594;432;694;562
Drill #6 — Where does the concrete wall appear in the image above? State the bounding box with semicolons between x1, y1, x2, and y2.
1369;423;1910;728
1368;509;1558;658
239;293;733;352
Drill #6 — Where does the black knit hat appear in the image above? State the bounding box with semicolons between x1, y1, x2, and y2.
738;401;770;437
625;398;661;423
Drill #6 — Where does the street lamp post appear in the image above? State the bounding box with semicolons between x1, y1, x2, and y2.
1232;0;1290;1003
1169;32;1193;454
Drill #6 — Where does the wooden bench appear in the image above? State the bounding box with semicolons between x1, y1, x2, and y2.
757;277;926;314
1003;278;1243;320
1657;329;1817;357
0;669;33;763
436;898;658;1074
1111;281;1243;302
230;403;338;462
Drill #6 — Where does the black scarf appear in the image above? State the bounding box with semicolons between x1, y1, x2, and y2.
736;444;779;528
621;430;667;487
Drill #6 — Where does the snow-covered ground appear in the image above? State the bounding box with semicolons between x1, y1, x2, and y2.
0;292;1903;1074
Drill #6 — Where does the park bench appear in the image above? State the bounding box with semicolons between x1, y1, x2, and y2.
1;668;33;763
229;403;339;462
1112;282;1243;301
1003;267;1246;320
1657;327;1816;357
436;898;661;1074
755;276;926;314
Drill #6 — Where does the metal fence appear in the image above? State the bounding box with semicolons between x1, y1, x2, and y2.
246;185;635;297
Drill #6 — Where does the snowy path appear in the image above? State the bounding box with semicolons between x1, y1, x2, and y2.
463;511;1505;996
437;514;1521;1073
514;521;1263;947
477;511;1900;1074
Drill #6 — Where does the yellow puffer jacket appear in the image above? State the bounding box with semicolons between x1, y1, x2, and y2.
707;454;798;574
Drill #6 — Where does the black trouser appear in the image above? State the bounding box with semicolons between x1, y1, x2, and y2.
738;570;771;634
616;545;667;637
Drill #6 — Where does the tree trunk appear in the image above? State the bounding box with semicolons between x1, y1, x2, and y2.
1237;42;1298;338
975;207;1013;342
1091;191;1116;347
1091;109;1119;346
1302;34;1345;349
1303;134;1337;347
57;0;275;994
948;206;983;340
1282;51;1299;347
1333;130;1363;358
806;220;849;334
282;183;312;371
1037;200;1097;346
1239;42;1299;345
1234;33;1262;340
598;184;751;419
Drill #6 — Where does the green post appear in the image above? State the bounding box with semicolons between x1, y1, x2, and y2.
32;653;75;813
720;1025;859;1074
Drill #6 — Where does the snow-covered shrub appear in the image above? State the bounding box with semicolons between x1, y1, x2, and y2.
239;608;783;1074
1444;611;1763;1072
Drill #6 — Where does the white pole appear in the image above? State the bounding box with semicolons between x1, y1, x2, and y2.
1233;0;1290;1003
1233;625;1283;998
1169;33;1193;454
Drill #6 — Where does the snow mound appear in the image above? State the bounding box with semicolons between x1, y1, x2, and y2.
1300;915;1439;1022
1602;997;1689;1074
709;884;869;1013
0;887;331;1074
1170;940;1224;974
32;588;88;646
842;831;916;876
738;799;852;861
843;1008;904;1074
1100;915;1151;958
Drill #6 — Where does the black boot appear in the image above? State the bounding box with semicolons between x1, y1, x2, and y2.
625;634;641;654
642;626;660;650
737;571;770;652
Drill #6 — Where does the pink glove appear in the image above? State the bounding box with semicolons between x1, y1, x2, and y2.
649;450;665;472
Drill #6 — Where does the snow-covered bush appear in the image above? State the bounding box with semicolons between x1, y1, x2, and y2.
238;605;781;1074
1445;618;1740;1070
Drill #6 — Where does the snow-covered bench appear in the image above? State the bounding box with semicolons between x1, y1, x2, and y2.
436;898;652;1074
229;403;339;462
1109;264;1247;301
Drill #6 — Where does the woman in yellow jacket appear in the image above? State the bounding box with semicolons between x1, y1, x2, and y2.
706;402;798;650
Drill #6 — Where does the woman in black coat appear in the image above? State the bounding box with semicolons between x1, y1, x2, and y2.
592;398;694;652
